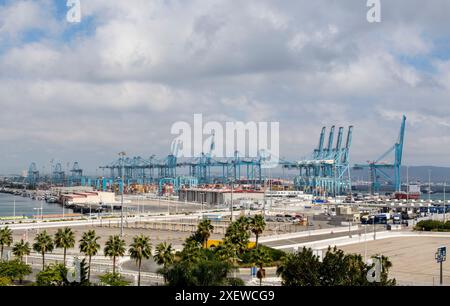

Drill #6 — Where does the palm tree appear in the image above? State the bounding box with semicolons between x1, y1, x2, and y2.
54;227;75;267
250;247;272;286
197;219;214;248
12;239;31;262
104;235;126;274
216;242;241;278
33;231;54;270
129;235;152;286
153;242;175;284
0;226;13;259
249;215;266;248
79;230;100;282
224;219;251;254
216;242;238;265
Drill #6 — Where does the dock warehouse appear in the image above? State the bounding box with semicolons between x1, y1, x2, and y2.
60;191;116;206
179;188;265;206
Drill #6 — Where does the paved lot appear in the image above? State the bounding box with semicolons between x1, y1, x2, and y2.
338;237;450;286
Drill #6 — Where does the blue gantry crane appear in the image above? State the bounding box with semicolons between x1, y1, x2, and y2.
354;115;406;194
283;125;353;195
69;162;84;186
27;162;40;186
52;162;65;185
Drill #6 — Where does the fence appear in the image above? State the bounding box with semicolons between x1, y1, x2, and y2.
98;218;307;235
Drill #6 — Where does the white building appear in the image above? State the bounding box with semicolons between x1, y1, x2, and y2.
60;191;116;206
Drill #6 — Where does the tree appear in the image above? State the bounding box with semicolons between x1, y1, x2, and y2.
320;247;352;286
0;227;13;259
249;215;266;248
250;247;272;286
79;230;100;282
129;235;152;286
54;227;75;267
35;263;67;286
12;239;31;262
277;247;396;286
104;235;126;274
215;242;239;265
215;241;241;279
192;259;233;286
224;217;251;255
162;258;234;286
276;247;321;286
0;259;32;284
163;261;195;286
197;219;214;248
99;272;130;286
33;231;54;270
179;239;205;264
153;242;175;284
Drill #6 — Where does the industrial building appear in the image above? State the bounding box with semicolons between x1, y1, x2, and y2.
60;191;116;206
179;187;265;206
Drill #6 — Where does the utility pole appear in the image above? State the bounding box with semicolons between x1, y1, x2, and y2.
118;151;126;238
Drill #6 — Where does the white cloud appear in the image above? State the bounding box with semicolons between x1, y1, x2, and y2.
0;0;59;42
0;0;450;172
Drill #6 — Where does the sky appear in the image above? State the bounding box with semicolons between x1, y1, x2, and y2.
1;0;450;175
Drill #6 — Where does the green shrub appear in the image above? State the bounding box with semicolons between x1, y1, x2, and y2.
241;245;285;265
0;259;32;284
35;264;67;286
0;276;12;286
99;272;130;286
415;220;450;232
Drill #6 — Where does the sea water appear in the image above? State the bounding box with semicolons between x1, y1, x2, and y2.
0;193;73;217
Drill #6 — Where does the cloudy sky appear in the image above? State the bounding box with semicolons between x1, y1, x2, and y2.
0;0;450;175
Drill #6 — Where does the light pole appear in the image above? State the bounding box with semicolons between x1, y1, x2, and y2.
118;151;126;238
